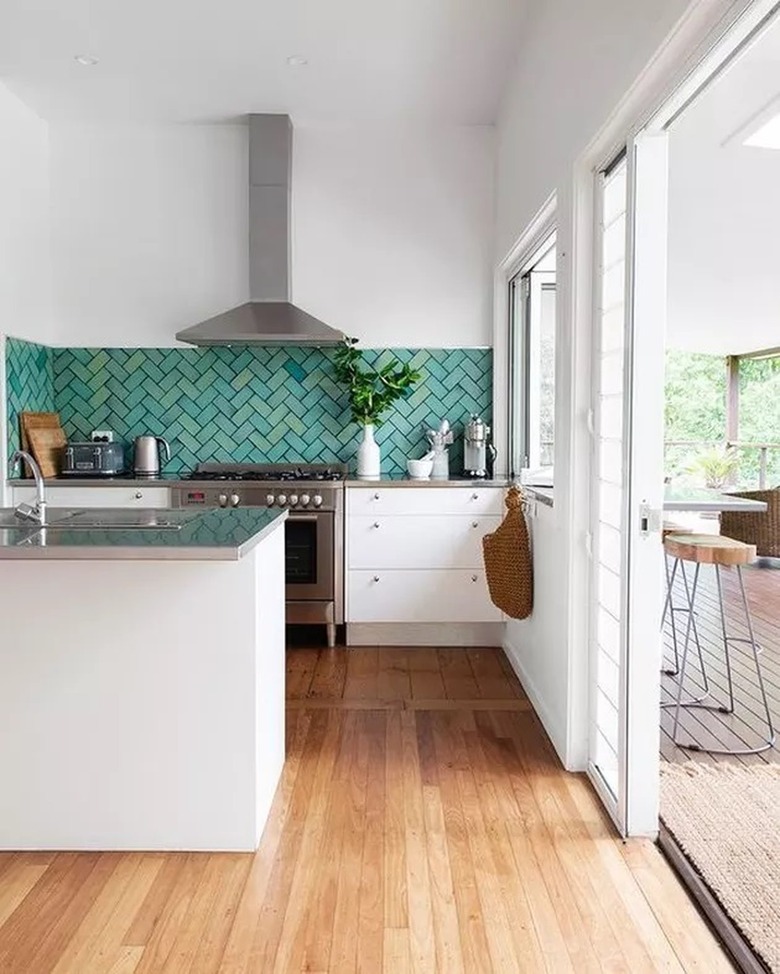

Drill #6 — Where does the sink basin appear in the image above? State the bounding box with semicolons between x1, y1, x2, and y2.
0;510;78;529
45;509;204;530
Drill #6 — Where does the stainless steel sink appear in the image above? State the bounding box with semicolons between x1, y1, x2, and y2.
46;509;204;530
0;510;78;529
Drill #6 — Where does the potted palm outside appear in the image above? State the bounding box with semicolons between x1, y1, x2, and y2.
333;337;421;479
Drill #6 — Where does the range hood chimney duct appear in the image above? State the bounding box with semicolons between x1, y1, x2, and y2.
176;114;345;347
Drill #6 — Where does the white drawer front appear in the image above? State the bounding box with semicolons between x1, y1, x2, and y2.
347;485;504;517
13;486;170;509
347;569;502;623
348;515;500;569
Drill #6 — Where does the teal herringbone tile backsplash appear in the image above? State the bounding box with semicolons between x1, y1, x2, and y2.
51;346;492;474
5;337;54;462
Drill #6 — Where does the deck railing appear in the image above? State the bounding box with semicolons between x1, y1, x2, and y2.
665;440;780;489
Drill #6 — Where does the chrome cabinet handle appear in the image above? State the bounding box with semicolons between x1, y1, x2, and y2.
471;574;478;582
373;521;380;529
471;493;479;501
134;491;143;499
373;492;380;500
472;521;479;528
373;575;380;583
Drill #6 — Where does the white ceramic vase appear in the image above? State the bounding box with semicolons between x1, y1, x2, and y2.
357;423;381;479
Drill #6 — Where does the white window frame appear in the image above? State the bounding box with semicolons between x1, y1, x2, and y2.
493;197;557;481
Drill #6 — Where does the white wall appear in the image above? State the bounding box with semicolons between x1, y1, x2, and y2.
495;0;691;767
49;123;249;348
0;82;52;345
293;123;495;347
47;120;495;348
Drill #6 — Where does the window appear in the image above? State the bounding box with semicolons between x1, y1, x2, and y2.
508;235;557;477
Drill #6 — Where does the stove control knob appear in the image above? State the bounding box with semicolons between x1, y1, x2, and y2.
218;493;228;508
277;494;288;507
289;494;299;507
313;494;323;508
300;493;311;507
266;494;275;507
230;493;240;508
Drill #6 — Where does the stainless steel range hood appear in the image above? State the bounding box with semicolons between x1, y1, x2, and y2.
176;115;345;347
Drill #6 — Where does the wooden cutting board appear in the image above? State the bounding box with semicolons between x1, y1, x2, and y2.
20;411;61;452
27;426;67;479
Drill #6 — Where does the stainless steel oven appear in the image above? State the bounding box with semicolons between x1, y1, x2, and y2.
172;463;345;646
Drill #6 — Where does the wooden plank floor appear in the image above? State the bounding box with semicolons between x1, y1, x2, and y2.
660;561;780;766
0;647;733;973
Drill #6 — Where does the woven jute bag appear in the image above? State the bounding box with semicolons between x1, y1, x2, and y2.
482;485;533;619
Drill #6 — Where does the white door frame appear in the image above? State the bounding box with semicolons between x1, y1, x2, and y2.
570;0;780;835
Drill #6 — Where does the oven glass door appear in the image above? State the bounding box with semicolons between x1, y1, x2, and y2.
285;513;334;601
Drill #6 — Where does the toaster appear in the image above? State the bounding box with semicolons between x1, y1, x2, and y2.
61;442;126;477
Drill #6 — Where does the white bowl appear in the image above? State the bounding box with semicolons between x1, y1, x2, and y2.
407;458;434;479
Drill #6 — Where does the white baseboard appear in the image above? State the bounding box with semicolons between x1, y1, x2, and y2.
502;632;568;767
346;622;504;647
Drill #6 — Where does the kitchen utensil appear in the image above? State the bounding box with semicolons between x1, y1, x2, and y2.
426;419;453;480
464;414;497;478
27;426;67;479
407;458;434;479
62;441;126;477
133;436;171;477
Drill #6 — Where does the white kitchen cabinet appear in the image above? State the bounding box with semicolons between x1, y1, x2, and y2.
345;484;505;627
347;485;503;517
348;569;501;623
12;486;170;509
348;514;500;570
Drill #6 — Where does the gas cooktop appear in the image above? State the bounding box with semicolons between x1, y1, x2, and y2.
185;463;347;483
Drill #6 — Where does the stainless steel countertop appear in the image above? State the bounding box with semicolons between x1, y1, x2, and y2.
11;475;512;489
0;508;287;561
9;475;191;488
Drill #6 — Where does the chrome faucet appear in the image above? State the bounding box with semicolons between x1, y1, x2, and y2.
10;450;47;526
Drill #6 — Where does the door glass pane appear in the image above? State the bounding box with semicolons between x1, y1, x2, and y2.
591;156;629;802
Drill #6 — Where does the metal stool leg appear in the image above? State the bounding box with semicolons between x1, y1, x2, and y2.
671;564;701;743
678;564;775;756
661;558;709;708
662;554;680;675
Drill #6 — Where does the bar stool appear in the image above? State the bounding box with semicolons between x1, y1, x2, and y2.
664;533;776;755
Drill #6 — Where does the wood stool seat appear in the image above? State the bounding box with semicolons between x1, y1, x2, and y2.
662;521;692;540
664;534;756;567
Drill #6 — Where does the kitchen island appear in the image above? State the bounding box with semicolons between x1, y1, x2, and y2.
0;507;287;852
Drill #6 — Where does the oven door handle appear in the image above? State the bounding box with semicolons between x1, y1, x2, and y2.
286;514;321;522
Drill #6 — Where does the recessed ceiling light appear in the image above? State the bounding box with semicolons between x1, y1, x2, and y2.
74;54;99;67
744;111;780;150
286;55;308;67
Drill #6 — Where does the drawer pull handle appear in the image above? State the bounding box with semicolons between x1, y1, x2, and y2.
471;493;479;501
472;520;479;528
373;575;380;583
134;491;143;499
373;521;380;529
373;493;380;500
471;574;478;582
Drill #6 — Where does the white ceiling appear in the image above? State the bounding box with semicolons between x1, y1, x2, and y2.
667;13;780;355
0;0;528;124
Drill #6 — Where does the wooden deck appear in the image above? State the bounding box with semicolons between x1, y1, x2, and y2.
660;560;780;766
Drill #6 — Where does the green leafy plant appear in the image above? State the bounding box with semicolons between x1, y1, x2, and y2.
687;446;738;489
333;337;421;426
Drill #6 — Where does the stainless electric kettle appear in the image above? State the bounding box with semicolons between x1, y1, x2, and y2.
133;436;171;477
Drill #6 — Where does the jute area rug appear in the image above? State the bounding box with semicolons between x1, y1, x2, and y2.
660;762;780;972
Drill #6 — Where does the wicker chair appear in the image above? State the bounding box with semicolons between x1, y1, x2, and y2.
720;488;780;558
